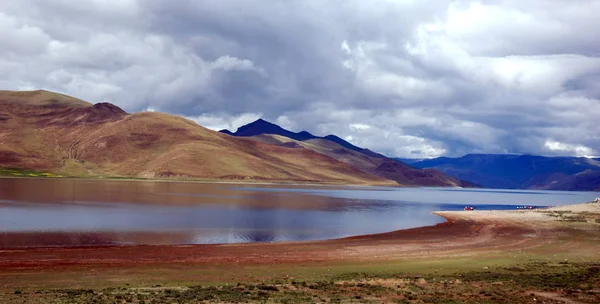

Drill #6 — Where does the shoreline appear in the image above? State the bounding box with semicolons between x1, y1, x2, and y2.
1;201;598;251
1;200;599;301
0;174;404;188
1;202;598;268
434;200;600;224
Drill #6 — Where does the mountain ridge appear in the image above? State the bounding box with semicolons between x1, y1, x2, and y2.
223;119;472;187
408;153;600;191
225;118;318;141
221;119;384;157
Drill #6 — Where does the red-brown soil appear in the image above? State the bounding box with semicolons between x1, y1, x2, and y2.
0;218;590;271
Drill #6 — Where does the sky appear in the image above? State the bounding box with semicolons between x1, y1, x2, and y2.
1;0;599;158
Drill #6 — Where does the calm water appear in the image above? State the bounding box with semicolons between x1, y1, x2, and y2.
1;178;599;247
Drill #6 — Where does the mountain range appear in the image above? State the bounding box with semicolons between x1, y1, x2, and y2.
408;154;600;191
221;119;384;158
3;90;596;190
220;119;471;187
0;90;466;187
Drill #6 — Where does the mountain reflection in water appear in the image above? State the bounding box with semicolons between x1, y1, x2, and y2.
1;178;598;247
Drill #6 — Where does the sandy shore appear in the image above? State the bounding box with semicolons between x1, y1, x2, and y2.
435;201;600;225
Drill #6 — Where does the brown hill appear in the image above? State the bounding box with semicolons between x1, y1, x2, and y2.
249;134;468;187
0;90;395;185
0;90;92;107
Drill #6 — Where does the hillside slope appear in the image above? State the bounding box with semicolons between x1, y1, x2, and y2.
221;119;384;157
411;154;600;190
0;90;395;185
247;134;471;187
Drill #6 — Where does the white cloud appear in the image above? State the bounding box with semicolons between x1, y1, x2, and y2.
349;123;370;131
1;0;600;157
187;112;262;131
340;40;351;54
211;56;266;76
0;12;50;56
394;135;447;159
544;140;595;157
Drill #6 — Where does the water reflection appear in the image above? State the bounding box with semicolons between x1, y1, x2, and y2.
1;178;599;248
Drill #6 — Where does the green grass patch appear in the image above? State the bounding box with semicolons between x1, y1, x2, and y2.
0;167;62;178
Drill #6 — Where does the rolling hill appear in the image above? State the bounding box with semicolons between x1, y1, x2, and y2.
0;90;397;185
221;120;471;187
410;154;600;191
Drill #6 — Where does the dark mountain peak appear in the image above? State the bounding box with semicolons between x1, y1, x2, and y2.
219;129;234;135
323;134;342;140
230;118;318;141
233;118;284;137
296;130;316;140
240;118;275;129
246;118;272;127
230;120;387;158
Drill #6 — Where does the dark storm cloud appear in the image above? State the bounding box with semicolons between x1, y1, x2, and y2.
1;0;600;158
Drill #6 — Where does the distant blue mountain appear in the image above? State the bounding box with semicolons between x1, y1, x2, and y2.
393;158;424;165
409;154;600;191
220;119;384;157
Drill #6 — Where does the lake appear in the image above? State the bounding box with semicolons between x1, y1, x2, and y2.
1;178;598;247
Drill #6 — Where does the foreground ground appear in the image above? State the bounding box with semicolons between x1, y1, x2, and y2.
1;202;599;303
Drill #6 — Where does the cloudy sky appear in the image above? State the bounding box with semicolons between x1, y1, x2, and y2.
2;0;599;158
